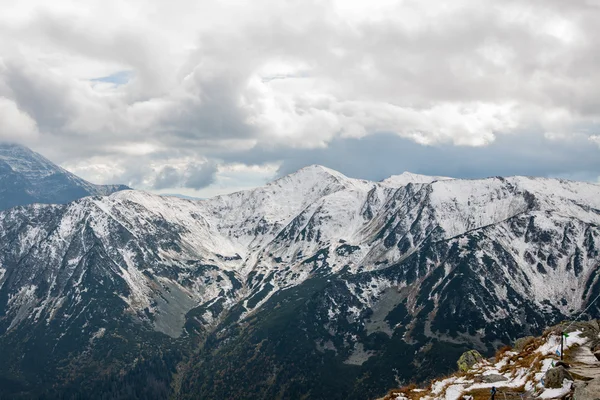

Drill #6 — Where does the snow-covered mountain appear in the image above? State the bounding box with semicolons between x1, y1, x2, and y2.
0;165;599;399
0;143;129;210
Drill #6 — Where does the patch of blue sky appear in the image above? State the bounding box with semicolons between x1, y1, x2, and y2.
90;70;133;86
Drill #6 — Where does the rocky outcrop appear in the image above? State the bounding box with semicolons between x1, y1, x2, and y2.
383;321;600;400
574;380;600;400
481;374;509;383
457;350;484;372
544;366;573;389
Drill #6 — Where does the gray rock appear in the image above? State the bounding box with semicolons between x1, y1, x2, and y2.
457;350;484;372
482;374;508;383
544;366;574;389
573;379;600;400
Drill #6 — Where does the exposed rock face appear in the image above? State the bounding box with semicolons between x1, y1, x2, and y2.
544;366;574;389
482;374;508;383
574;380;600;400
458;350;484;372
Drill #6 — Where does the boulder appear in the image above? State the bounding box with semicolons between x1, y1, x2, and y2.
457;350;484;372
544;366;574;389
482;374;508;383
513;336;535;352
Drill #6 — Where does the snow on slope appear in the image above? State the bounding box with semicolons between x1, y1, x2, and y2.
382;172;453;187
384;322;600;400
0;143;61;181
2;165;600;338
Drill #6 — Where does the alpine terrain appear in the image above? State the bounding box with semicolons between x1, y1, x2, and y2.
0;143;129;211
0;165;599;399
384;320;600;399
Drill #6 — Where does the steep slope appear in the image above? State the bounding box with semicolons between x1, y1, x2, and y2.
0;166;599;399
0;143;129;210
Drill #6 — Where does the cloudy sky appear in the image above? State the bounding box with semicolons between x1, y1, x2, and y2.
1;0;599;197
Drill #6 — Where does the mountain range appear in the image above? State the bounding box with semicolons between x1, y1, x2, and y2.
0;143;129;211
0;159;599;399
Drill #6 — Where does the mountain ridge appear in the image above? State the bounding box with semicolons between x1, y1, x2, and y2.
0;165;599;399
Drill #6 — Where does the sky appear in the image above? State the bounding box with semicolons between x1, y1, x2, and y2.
1;0;599;197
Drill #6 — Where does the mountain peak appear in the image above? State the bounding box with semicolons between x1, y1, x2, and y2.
270;165;349;187
0;142;65;180
270;165;377;196
291;164;347;178
0;143;130;210
274;166;455;189
0;141;29;150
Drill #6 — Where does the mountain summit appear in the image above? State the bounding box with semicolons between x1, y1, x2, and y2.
0;143;129;210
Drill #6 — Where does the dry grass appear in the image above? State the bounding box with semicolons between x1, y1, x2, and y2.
383;341;537;400
495;345;512;361
498;335;548;377
382;328;581;400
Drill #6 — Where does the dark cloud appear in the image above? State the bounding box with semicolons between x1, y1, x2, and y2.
153;166;181;190
185;162;217;189
217;131;600;183
2;60;73;132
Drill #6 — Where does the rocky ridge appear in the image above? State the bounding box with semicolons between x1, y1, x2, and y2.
383;320;600;400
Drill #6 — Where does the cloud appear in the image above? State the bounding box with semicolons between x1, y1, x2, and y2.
185;162;217;189
0;97;38;142
220;130;600;183
0;0;599;193
153;166;181;190
152;162;217;190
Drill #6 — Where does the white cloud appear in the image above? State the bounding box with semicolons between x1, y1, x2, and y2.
0;97;38;142
0;0;599;193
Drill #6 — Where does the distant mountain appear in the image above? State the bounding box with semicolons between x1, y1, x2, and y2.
0;165;599;399
0;143;129;210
